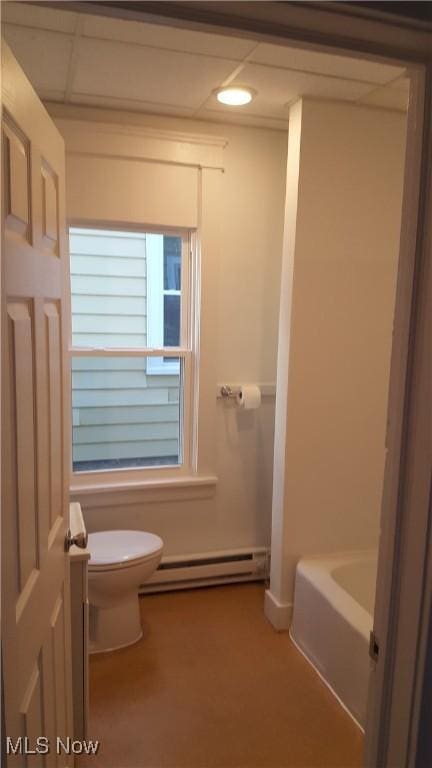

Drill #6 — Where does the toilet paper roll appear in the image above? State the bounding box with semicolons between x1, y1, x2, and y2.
236;384;261;410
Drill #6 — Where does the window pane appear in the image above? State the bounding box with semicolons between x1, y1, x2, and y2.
70;228;148;348
164;294;180;347
164;236;181;290
72;356;182;471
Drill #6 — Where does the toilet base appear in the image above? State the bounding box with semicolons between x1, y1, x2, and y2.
89;594;143;654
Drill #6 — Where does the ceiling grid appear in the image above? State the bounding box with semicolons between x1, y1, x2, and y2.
1;1;408;128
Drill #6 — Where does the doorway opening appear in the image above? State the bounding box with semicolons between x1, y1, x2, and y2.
2;3;427;767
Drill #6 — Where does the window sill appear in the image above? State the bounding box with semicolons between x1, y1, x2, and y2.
69;474;218;508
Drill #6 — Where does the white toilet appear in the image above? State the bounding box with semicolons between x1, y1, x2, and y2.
87;530;163;653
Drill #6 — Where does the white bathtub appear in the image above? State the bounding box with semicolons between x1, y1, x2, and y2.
290;551;377;730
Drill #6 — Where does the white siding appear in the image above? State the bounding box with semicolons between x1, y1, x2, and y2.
70;228;180;467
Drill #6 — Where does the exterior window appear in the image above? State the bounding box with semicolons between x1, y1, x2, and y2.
69;226;192;474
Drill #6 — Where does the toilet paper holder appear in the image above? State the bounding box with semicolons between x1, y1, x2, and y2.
220;385;241;399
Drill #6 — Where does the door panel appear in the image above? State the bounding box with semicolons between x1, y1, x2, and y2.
45;301;63;530
2;43;73;764
3;116;31;239
22;662;44;768
41;161;60;251
7;299;38;592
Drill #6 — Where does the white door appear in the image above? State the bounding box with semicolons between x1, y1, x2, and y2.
1;43;73;764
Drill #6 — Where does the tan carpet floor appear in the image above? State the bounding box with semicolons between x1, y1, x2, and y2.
80;584;363;768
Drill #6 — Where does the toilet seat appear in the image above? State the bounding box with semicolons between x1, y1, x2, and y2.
88;530;163;572
89;551;160;573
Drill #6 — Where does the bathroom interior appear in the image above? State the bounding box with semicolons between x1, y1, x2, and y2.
1;2;409;766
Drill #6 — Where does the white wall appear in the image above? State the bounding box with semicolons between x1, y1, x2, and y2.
49;103;287;555
267;98;407;624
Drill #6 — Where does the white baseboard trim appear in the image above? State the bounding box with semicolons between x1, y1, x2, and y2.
264;589;293;631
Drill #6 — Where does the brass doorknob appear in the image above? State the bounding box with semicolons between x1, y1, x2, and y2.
64;528;88;552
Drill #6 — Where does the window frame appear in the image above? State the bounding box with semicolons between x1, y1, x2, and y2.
68;221;196;484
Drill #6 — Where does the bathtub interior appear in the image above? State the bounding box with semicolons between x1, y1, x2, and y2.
332;554;378;614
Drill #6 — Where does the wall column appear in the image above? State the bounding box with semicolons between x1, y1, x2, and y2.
266;98;406;630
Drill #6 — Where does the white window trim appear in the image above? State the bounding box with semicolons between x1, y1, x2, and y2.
146;233;180;375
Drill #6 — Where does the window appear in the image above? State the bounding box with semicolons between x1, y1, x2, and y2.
69;226;192;474
146;235;181;374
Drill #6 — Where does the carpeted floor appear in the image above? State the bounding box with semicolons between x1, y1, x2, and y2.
80;583;363;768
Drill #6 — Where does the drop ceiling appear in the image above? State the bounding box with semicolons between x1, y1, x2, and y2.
1;1;409;129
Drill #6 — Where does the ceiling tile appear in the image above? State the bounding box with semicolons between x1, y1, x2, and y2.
207;63;373;120
390;77;410;92
73;38;237;109
251;43;404;85
69;92;196;119
359;88;409;111
206;94;291;121
81;13;256;60
199;108;288;130
1;1;77;33
2;24;72;94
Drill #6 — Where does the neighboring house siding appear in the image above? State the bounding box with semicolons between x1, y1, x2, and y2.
71;229;147;348
70;229;179;466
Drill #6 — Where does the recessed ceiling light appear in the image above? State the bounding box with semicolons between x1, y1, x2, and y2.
215;86;255;106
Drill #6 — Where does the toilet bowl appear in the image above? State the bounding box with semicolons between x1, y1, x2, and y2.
88;530;163;653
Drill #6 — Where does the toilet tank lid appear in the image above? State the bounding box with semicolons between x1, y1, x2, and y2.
88;530;163;566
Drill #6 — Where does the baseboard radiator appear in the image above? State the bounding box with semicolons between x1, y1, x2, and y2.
139;547;270;594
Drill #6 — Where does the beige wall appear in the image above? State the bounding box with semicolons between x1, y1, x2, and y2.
268;98;407;618
50;103;287;556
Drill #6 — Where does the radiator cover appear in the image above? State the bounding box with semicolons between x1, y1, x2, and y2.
139;548;270;593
